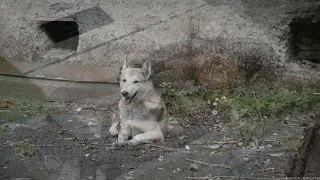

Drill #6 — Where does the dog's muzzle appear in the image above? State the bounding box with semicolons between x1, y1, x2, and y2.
121;90;129;97
122;91;138;105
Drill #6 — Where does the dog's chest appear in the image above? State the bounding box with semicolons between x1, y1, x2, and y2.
119;103;148;121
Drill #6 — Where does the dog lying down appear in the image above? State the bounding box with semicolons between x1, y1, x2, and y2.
109;58;169;146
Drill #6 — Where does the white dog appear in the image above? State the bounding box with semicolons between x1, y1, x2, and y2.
109;58;169;146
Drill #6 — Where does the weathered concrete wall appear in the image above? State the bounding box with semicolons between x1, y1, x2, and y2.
0;0;319;87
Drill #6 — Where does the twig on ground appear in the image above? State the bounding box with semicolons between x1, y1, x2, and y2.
313;92;320;95
204;140;239;145
185;158;230;169
144;144;178;151
263;138;285;142
36;144;65;147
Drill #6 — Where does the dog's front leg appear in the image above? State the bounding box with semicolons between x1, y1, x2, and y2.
117;122;132;145
128;123;164;146
109;121;120;136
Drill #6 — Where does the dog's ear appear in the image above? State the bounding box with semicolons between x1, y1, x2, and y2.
122;56;129;71
141;59;152;80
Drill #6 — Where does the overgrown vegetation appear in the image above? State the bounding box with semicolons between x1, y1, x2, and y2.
161;82;320;143
0;97;52;124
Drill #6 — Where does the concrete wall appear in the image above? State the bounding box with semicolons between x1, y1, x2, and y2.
0;0;319;87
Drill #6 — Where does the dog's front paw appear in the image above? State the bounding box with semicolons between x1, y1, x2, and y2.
128;138;141;146
112;140;130;147
112;138;140;147
112;141;124;147
118;133;129;143
109;127;119;136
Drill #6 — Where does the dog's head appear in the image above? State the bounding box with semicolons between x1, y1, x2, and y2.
119;58;152;105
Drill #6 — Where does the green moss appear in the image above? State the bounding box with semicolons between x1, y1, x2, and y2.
0;97;53;124
12;141;39;157
0;78;47;103
0;62;51;124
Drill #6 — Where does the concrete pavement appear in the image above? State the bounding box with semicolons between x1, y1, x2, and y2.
115;121;305;180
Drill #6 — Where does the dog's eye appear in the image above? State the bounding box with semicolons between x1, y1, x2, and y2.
122;79;126;82
133;80;138;83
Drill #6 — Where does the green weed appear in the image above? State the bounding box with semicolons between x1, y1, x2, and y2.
161;82;319;143
0;97;53;124
278;133;303;152
223;86;318;143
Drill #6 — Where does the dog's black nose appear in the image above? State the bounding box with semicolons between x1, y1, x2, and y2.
121;90;129;97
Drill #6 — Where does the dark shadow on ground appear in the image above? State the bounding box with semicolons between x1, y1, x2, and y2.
0;59;117;180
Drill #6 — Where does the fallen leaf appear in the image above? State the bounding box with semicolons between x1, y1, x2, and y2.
266;144;273;148
178;135;188;140
84;153;90;157
173;168;182;173
190;163;198;171
264;159;271;164
158;155;164;161
269;153;283;157
210;151;216;155
124;176;134;180
75;107;82;112
157;167;164;171
259;146;265;150
204;145;220;149
128;170;135;175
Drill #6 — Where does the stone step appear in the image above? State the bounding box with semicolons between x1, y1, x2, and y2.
0;75;119;102
0;59;120;84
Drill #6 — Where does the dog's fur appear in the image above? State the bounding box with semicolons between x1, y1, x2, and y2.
109;58;169;146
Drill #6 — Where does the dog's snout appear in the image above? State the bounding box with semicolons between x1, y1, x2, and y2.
121;90;129;97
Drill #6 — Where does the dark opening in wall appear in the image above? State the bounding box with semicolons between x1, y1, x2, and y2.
39;6;114;51
39;20;79;51
289;16;320;65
